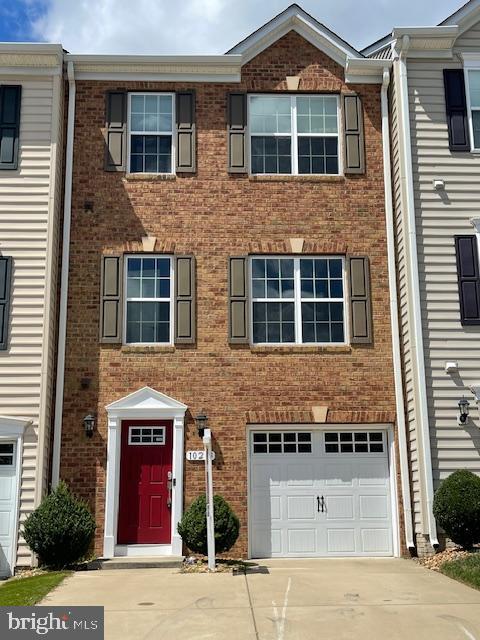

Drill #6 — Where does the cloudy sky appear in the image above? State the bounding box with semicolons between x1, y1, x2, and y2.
0;0;467;54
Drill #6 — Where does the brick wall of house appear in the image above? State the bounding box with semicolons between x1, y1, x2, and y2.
60;31;402;556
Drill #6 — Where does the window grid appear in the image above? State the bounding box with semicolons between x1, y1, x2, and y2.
129;426;166;445
324;431;384;454
248;94;340;176
252;432;312;454
124;255;173;345
127;92;175;174
251;256;346;345
0;442;14;466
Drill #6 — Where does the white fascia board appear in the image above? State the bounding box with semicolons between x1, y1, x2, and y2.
391;26;458;59
66;53;241;65
345;58;392;84
73;72;241;82
0;42;63;54
66;53;242;82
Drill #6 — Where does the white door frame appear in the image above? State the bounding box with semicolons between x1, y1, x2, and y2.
104;387;187;558
247;423;400;558
0;415;30;577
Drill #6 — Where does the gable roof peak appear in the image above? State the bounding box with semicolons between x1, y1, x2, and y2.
227;3;363;67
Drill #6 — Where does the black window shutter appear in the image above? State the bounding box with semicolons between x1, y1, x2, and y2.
455;235;480;325
444;70;470;152
0;256;12;350
0;86;21;170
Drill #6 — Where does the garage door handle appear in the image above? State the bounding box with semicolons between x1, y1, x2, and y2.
317;496;325;513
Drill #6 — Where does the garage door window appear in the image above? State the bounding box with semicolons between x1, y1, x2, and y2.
0;443;14;465
253;432;312;454
325;431;384;453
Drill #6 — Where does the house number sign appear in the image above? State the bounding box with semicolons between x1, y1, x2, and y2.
186;450;216;461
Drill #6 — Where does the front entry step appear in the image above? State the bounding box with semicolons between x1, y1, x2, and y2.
86;556;184;570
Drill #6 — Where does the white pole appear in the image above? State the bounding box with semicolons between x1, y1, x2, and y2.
203;429;215;571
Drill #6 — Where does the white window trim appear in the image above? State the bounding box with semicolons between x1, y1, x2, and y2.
249;255;348;346
123;254;174;346
128;425;166;446
127;92;176;175
247;94;342;176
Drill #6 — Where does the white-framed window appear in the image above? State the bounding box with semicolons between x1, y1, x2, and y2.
124;255;173;344
129;426;165;445
250;256;346;345
465;69;480;150
252;431;312;454
0;442;14;465
248;94;340;175
127;93;175;174
324;431;384;454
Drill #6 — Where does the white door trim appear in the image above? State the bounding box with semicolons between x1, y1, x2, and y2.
0;415;30;577
103;387;187;558
247;423;400;558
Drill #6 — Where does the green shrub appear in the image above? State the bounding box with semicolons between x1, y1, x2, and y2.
178;494;240;556
23;482;96;569
433;469;480;549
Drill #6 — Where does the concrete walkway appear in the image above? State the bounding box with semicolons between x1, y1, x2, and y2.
42;558;480;639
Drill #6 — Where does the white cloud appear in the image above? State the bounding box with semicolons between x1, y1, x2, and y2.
26;0;464;54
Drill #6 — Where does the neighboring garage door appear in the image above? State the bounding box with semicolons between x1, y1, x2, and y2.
249;429;393;557
0;442;18;577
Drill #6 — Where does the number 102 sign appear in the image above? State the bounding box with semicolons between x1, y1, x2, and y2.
186;450;216;461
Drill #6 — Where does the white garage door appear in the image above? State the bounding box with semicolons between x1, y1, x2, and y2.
0;442;18;577
249;429;393;557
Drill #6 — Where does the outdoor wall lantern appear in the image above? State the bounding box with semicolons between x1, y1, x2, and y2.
457;398;470;426
195;410;208;438
83;414;96;438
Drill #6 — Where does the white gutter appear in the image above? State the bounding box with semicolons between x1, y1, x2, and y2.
397;36;438;547
51;60;75;487
381;68;414;550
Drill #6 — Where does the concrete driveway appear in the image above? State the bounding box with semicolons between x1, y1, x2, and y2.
42;558;480;640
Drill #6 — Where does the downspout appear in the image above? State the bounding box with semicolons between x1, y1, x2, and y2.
381;67;414;550
51;60;75;487
397;36;438;547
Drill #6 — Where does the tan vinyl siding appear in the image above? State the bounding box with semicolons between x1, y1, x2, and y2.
406;39;480;533
389;68;423;532
0;72;63;568
455;23;480;51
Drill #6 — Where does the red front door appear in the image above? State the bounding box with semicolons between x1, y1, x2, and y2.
117;420;173;544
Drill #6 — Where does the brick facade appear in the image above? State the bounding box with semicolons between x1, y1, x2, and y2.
60;31;402;557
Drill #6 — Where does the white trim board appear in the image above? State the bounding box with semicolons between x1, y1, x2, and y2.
103;387;187;558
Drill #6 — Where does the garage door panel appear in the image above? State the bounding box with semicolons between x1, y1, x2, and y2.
359;495;389;520
286;464;314;486
323;463;354;486
288;528;316;554
252;494;281;521
361;528;391;553
251;464;281;488
287;495;316;520
325;495;354;520
327;528;356;553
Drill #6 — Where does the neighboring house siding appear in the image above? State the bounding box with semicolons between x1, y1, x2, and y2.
455;23;480;51
406;38;480;544
0;72;63;567
389;68;423;536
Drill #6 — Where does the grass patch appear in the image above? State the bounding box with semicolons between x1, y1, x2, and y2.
0;571;71;606
441;554;480;591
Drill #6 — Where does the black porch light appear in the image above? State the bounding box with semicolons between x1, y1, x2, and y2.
83;414;96;438
458;398;470;425
195;410;208;438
